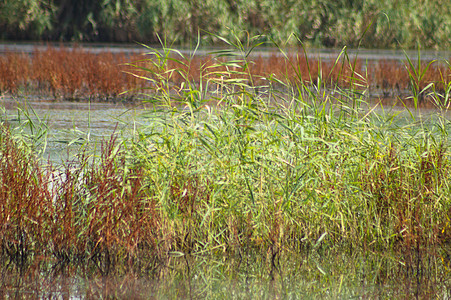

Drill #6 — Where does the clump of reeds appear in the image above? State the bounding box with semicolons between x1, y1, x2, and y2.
123;37;451;259
0;125;53;269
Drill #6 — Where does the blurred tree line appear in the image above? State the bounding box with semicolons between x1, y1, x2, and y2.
0;0;449;49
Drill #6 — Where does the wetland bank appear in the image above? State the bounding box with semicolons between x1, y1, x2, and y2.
1;38;450;298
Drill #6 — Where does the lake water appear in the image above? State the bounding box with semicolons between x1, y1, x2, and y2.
1;42;450;61
0;96;146;162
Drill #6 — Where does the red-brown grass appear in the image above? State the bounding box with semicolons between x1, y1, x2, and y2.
0;125;164;273
0;47;449;104
361;142;449;252
0;125;53;268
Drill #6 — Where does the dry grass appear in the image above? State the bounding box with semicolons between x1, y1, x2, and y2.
0;47;144;100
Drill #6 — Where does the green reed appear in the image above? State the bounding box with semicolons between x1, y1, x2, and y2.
125;35;450;256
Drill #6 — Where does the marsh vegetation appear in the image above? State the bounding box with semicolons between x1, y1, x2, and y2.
1;36;450;298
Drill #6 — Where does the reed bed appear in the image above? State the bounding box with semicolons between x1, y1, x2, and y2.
0;47;144;100
0;46;449;105
1;38;450;281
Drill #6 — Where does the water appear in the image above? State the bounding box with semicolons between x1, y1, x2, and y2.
2;95;450;163
1;41;450;61
1;249;449;298
1;96;146;162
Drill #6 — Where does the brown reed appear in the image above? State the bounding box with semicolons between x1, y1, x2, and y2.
0;47;449;105
0;125;53;268
360;142;449;251
0;125;165;272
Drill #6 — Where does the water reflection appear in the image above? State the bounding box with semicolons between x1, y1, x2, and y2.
1;249;449;299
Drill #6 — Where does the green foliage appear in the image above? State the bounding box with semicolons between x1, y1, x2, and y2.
121;37;451;255
98;0;141;41
134;0;233;44
0;0;54;39
1;0;450;49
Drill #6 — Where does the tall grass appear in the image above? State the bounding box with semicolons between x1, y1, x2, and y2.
0;35;450;279
120;36;451;276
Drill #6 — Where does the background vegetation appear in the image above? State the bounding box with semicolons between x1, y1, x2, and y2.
1;45;449;102
0;0;450;49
